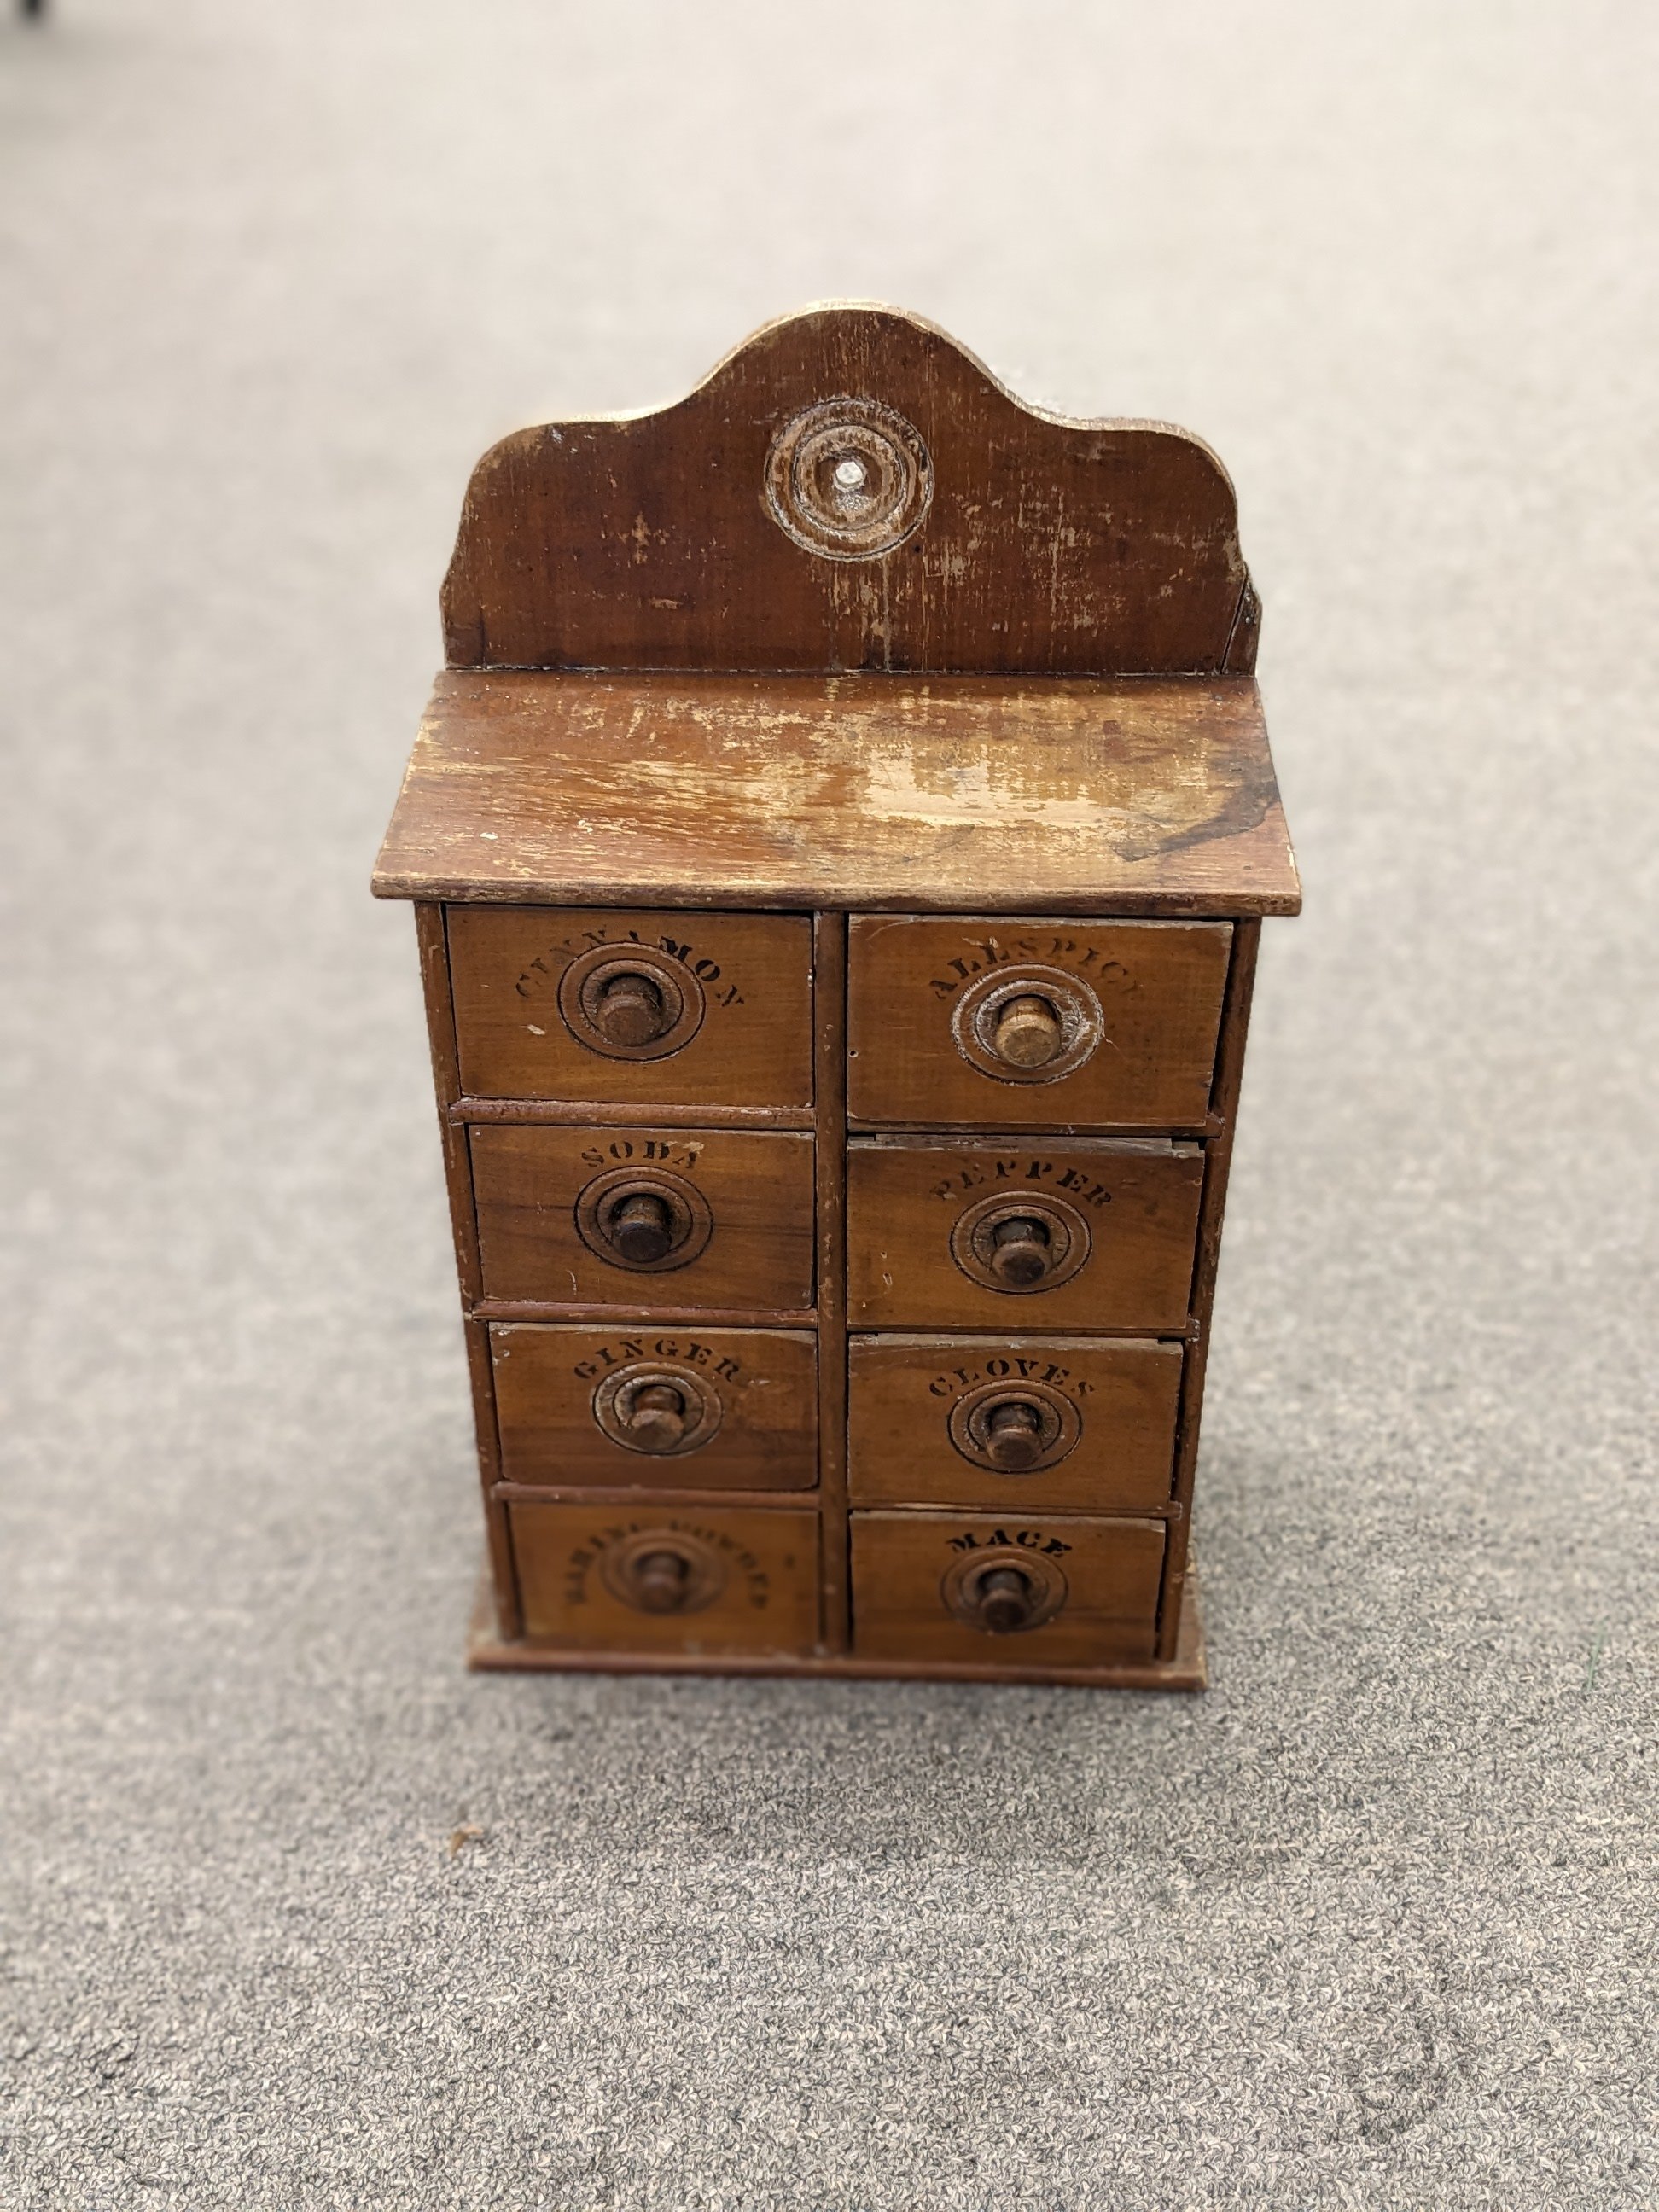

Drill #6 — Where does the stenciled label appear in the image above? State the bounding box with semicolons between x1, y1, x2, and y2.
925;930;1131;1004
562;1519;772;1610
927;1353;1093;1402
578;1134;704;1175
571;1336;742;1385
928;1155;1114;1208
513;925;745;1007
945;1527;1072;1558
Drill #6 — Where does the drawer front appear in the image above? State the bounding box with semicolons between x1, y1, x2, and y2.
851;1511;1164;1665
847;916;1231;1129
472;1125;816;1311
492;1324;818;1490
509;1499;819;1653
847;1335;1181;1511
448;906;813;1107
846;1138;1203;1331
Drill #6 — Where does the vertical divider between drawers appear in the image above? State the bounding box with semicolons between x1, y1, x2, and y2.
1158;917;1260;1660
812;910;851;1654
416;900;523;1641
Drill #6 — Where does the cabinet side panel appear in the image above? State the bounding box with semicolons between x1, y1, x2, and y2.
1156;918;1260;1659
814;911;849;1654
416;901;521;1639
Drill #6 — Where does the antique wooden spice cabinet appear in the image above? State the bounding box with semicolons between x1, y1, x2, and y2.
373;305;1300;1689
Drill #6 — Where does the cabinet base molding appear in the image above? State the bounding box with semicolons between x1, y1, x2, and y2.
464;1565;1208;1691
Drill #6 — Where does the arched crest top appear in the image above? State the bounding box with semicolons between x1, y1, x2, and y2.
441;305;1258;678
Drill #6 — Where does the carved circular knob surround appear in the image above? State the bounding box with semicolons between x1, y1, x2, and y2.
949;1191;1091;1295
599;1528;725;1615
592;1360;724;1457
557;945;704;1061
947;1378;1081;1474
994;995;1063;1068
574;1167;713;1272
952;966;1104;1085
941;1548;1068;1635
765;398;933;561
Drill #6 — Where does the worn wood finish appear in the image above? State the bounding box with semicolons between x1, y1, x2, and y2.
416;905;483;1305
491;1324;818;1491
372;672;1301;918
470;1123;816;1313
847;915;1231;1130
453;1098;816;1130
415;904;521;1638
475;1297;816;1329
1155;917;1260;1661
376;306;1296;1688
441;305;1254;678
508;1499;820;1654
812;912;852;1652
468;1563;1207;1687
849;1511;1165;1666
448;905;814;1106
847;1334;1182;1512
492;1481;821;1511
846;1137;1205;1332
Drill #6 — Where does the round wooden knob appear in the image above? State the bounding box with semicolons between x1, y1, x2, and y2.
631;1548;692;1613
605;1190;675;1265
983;1399;1045;1470
992;992;1062;1069
988;1214;1051;1286
975;1565;1036;1633
593;969;667;1047
624;1382;687;1452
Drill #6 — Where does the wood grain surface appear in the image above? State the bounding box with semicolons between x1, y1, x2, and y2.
380;305;1295;1686
467;1564;1205;1691
508;1499;820;1653
1156;917;1260;1660
849;1510;1165;1665
847;915;1231;1129
413;905;522;1637
845;1137;1205;1331
372;671;1300;916
812;911;853;1653
470;1123;816;1312
447;905;814;1105
491;1323;818;1491
439;304;1255;678
847;1334;1183;1511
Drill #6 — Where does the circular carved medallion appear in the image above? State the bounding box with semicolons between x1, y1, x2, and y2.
940;1546;1068;1635
591;1360;724;1458
952;966;1104;1086
556;943;704;1062
765;398;933;560
573;1167;713;1273
948;1190;1092;1295
947;1377;1081;1474
599;1527;727;1616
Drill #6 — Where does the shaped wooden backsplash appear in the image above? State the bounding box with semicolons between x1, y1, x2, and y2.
440;304;1259;678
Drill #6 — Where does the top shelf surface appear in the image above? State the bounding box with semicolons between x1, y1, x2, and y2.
372;670;1301;917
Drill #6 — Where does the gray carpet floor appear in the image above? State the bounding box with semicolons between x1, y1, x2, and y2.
2;3;1655;2206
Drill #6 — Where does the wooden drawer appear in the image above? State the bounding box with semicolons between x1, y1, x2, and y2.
847;916;1230;1129
471;1125;816;1312
848;1334;1181;1511
509;1499;819;1653
851;1511;1164;1665
846;1137;1203;1331
447;905;813;1106
492;1324;817;1490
